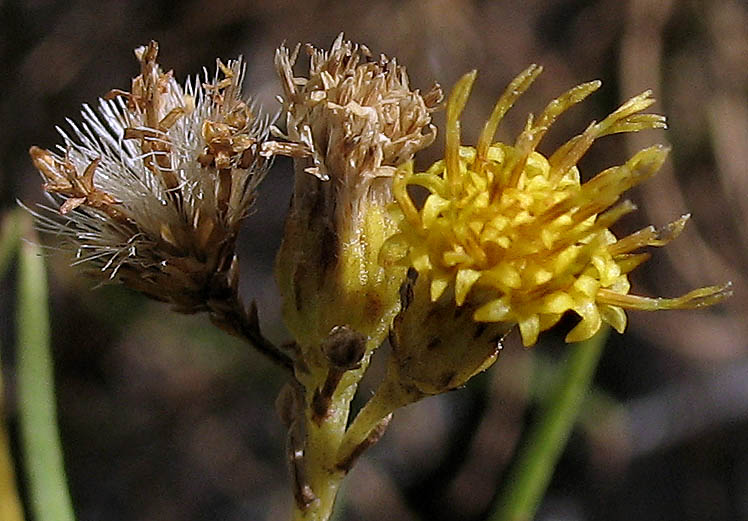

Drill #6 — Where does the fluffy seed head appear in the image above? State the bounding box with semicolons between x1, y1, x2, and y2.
28;41;272;312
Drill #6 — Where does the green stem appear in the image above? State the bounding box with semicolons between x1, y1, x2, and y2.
16;215;76;521
489;327;609;521
291;340;378;521
0;209;21;279
337;365;421;466
293;411;346;521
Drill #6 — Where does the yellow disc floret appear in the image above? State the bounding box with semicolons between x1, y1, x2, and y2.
384;66;732;347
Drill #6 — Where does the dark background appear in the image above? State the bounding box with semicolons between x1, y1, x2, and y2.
1;1;746;520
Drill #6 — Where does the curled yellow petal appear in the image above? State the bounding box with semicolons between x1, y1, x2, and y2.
565;301;602;343
474;298;511;322
455;268;481;305
519;314;541;347
599;304;627;333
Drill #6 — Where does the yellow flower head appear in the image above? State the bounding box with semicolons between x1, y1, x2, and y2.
384;66;732;348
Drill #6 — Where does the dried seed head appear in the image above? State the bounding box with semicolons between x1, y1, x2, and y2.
27;41;273;313
269;33;442;218
270;35;443;358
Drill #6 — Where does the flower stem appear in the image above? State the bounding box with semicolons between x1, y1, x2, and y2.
292;413;346;521
489;327;609;521
291;359;421;521
291;349;374;521
338;365;422;468
16;214;76;521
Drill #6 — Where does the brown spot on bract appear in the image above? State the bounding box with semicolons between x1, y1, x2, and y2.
438;371;457;390
365;292;382;320
473;322;488;339
426;337;441;350
317;223;339;284
293;266;304;311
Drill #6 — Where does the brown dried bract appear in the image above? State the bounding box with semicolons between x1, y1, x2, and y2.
29;146;125;221
107;41;186;189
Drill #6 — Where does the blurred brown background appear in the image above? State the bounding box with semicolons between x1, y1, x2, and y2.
1;1;746;520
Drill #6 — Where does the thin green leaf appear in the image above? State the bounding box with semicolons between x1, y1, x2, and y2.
489;327;609;521
0;209;22;280
16;214;76;521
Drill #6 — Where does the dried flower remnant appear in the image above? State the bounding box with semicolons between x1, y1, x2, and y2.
265;35;442;520
268;34;443;356
28;42;288;367
382;66;732;368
